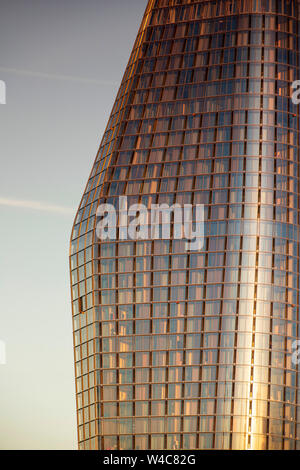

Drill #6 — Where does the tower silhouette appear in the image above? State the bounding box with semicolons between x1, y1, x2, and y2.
70;0;300;450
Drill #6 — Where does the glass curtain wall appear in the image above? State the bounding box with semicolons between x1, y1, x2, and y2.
70;0;300;450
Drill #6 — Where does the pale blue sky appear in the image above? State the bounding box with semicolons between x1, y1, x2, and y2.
0;0;146;449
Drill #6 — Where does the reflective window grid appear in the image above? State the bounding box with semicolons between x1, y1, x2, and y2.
70;0;300;450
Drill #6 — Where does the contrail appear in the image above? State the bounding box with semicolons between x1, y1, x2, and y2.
0;197;75;215
0;66;118;86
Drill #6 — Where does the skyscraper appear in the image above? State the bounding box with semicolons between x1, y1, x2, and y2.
70;0;300;450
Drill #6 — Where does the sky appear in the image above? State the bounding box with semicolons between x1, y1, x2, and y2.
0;0;146;450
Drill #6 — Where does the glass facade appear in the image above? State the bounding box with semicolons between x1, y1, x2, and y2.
70;0;300;450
